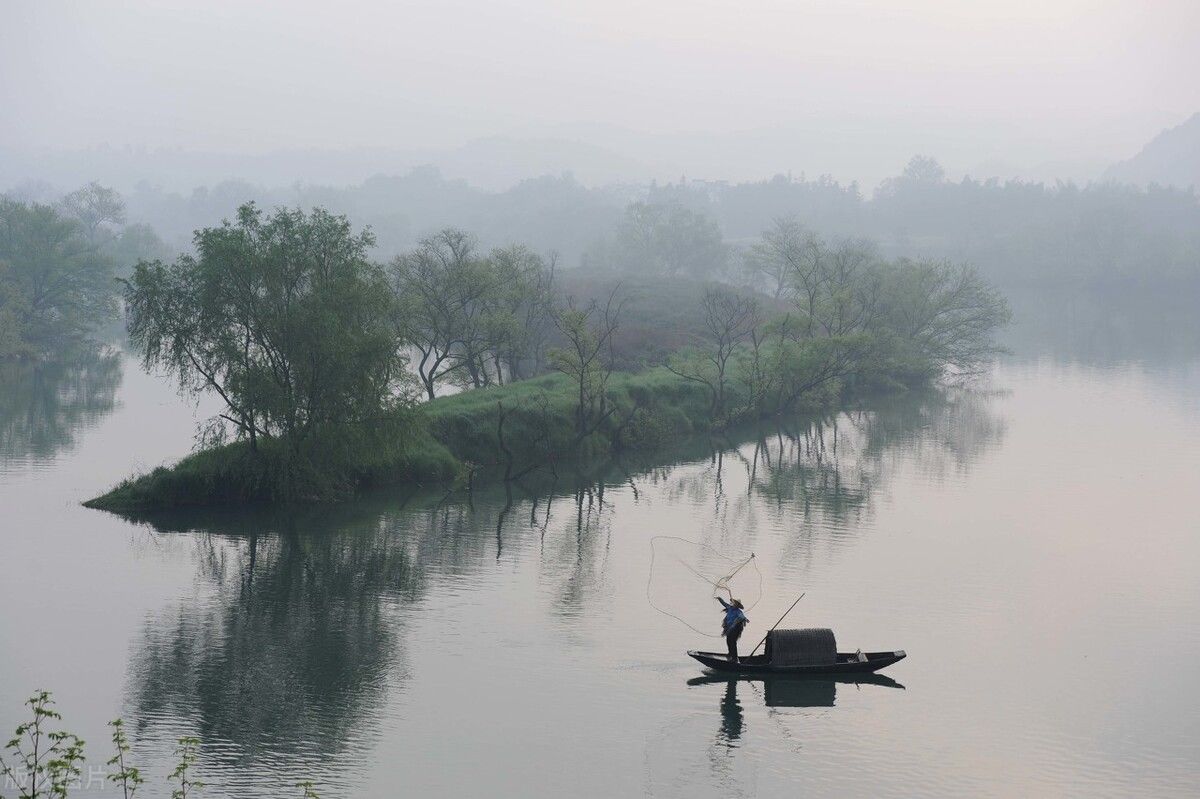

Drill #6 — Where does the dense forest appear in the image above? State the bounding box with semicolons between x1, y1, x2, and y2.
9;154;1195;289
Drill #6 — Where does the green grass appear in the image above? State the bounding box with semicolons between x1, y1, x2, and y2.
423;368;715;471
85;368;722;510
85;425;460;511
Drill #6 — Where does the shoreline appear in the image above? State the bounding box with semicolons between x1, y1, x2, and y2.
83;367;917;512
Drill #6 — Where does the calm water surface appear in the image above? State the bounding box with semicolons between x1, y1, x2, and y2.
2;290;1199;797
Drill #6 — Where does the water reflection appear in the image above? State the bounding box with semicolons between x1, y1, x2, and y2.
656;386;1005;576
687;673;905;710
0;349;122;463
128;513;410;776
719;680;744;745
119;486;600;790
1003;281;1200;367
106;383;998;795
674;675;904;797
748;388;1004;506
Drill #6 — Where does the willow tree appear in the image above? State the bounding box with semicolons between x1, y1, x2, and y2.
124;203;405;454
877;258;1012;377
0;199;116;358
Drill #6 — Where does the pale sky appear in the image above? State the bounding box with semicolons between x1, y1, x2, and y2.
2;0;1198;186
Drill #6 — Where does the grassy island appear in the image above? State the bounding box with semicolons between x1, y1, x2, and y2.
85;204;1009;511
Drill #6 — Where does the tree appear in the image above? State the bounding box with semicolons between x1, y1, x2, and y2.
666;287;759;423
743;216;828;336
389;229;495;399
550;289;625;443
591;202;727;278
744;214;830;328
125;203;404;455
58;182;126;243
901;155;946;184
391;233;557;396
744;217;813;300
104;222;171;277
813;237;883;337
0;259;30;359
0;199;116;357
483;245;556;382
877;258;1011;376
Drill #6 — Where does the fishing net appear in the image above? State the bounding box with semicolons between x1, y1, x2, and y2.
646;535;763;637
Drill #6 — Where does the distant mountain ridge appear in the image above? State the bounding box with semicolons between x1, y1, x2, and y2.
1104;113;1200;189
0;136;664;195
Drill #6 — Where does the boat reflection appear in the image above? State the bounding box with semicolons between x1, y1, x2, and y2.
688;673;905;750
687;672;905;708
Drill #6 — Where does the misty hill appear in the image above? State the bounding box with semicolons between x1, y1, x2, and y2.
11;155;1198;289
417;136;658;190
1104;113;1200;189
0;136;658;196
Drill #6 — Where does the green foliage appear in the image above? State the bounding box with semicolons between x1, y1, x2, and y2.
106;719;144;799
585;202;728;278
389;230;555;398
167;737;203;799
548;294;623;441
0;199;117;359
0;691;85;799
2;693;324;798
424;368;714;472
875;258;1012;377
91;196;1010;509
103;224;172;279
485;244;556;381
739;220;1010;404
124;203;411;498
85;414;459;509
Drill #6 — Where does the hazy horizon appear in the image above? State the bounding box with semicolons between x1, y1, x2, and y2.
4;1;1198;191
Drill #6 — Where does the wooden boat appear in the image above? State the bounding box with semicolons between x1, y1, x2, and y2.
688;627;905;676
687;648;906;676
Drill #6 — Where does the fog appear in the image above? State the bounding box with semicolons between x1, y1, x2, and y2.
3;0;1199;190
4;5;1200;798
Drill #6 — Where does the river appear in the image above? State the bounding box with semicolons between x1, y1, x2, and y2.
1;286;1198;798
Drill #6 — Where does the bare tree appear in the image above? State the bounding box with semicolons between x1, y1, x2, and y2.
744;217;823;310
549;287;625;443
58;182;126;243
666;287;760;423
815;236;883;337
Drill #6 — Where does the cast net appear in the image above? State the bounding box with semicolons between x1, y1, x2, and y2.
646;535;763;637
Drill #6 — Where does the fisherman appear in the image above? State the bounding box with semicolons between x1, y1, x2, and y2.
716;596;749;662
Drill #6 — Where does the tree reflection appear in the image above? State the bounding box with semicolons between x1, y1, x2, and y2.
120;492;503;786
0;349;121;461
107;382;999;793
740;385;1004;526
1003;282;1200;367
